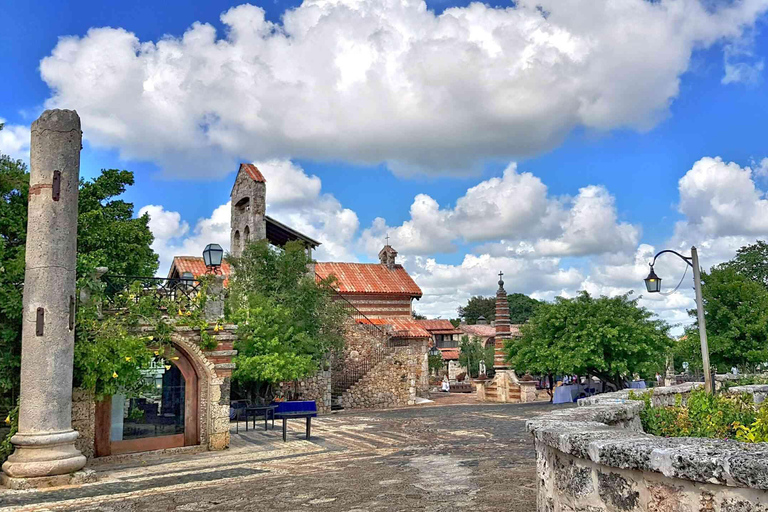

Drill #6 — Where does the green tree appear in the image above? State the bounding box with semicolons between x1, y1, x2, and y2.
227;240;346;400
685;265;768;373
505;292;671;390
0;148;158;408
457;296;496;324
723;240;768;288
458;335;495;378
507;293;540;323
457;294;539;325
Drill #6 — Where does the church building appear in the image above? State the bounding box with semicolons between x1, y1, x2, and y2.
168;163;424;325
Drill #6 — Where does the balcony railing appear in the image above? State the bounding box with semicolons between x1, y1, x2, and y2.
101;275;202;310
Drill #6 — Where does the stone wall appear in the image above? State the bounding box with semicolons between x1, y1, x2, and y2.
71;323;236;457
71;389;95;459
343;340;428;409
277;370;332;414
528;384;768;511
447;360;467;381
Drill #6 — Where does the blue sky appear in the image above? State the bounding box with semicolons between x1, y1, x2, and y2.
2;0;768;325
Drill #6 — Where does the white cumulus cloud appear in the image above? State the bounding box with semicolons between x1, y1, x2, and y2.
0;118;30;162
39;0;768;177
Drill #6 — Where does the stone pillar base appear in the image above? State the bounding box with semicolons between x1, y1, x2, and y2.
1;469;96;490
2;430;86;479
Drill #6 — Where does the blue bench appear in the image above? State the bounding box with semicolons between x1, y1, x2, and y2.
272;401;318;441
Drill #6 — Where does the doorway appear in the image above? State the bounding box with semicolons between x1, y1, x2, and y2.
95;346;199;456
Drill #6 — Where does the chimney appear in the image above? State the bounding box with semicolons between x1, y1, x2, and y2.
378;244;397;271
477;316;487;325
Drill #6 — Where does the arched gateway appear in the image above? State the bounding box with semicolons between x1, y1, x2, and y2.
93;336;218;457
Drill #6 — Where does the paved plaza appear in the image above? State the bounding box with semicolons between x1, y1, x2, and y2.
0;399;566;511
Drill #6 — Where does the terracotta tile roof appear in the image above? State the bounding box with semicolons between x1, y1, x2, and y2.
416;319;462;335
315;262;422;297
458;324;496;339
457;323;523;339
168;256;232;284
439;348;460;360
358;317;430;338
240;163;266;183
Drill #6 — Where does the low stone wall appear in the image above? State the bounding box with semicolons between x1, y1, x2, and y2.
71;389;95;459
278;370;332;414
343;341;428;409
528;384;768;511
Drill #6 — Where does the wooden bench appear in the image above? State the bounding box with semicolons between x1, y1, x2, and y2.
273;401;318;441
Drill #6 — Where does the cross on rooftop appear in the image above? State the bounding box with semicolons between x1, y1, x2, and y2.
385;234;390;246
498;271;503;279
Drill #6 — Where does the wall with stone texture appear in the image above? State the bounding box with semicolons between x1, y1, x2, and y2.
278;370;332;414
528;384;768;512
71;323;236;458
71;389;95;459
343;341;428;409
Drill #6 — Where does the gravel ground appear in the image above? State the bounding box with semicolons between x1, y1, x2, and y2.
0;400;568;512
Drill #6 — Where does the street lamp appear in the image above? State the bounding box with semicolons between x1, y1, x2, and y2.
203;243;224;274
429;345;441;358
643;246;712;394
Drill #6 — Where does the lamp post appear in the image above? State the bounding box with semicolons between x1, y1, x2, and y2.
644;246;712;394
203;243;224;274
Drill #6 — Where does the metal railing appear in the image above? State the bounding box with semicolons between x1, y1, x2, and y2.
102;275;202;309
318;274;398;394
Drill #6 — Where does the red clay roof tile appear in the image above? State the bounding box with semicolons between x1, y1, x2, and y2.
240;163;266;183
315;262;422;297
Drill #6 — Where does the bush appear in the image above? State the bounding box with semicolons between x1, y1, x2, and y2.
630;388;756;440
1;402;19;465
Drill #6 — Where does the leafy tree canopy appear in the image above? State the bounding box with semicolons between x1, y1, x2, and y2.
457;296;495;325
0;145;157;405
458;335;495;378
504;292;671;389
722;240;768;289
684;264;768;373
457;293;540;325
227;240;347;398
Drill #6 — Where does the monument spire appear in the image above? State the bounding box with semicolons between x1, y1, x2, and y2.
494;271;512;370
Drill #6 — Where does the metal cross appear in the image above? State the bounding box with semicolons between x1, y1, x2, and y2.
498;271;503;279
385;234;390;246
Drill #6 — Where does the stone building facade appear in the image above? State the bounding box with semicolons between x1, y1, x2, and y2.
230;163;267;258
69;324;236;460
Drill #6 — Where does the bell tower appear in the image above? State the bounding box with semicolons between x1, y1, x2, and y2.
230;163;266;258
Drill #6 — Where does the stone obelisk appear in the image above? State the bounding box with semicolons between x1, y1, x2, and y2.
493;272;512;370
2;110;87;485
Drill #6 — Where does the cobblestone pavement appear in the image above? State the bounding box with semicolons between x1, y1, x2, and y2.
0;400;569;512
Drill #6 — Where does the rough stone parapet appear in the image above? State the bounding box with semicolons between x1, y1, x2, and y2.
278;370;332;414
529;384;768;511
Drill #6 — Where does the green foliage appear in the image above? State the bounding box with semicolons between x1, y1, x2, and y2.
74;280;172;401
412;310;427;320
734;403;768;443
428;353;444;374
228;240;346;395
0;154;27;407
1;401;19;466
723;240;768;289
507;293;541;324
457;296;496;324
458;335;495;378
629;388;756;440
76;169;158;277
457;293;540;325
0;159;158;407
685;261;768;373
506;292;671;389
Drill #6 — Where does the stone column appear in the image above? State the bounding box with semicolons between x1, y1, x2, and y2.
203;275;226;322
2;110;87;483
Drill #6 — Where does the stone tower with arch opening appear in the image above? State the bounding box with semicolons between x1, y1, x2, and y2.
230;163;267;258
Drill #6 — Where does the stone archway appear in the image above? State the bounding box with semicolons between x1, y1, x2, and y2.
93;336;218;457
